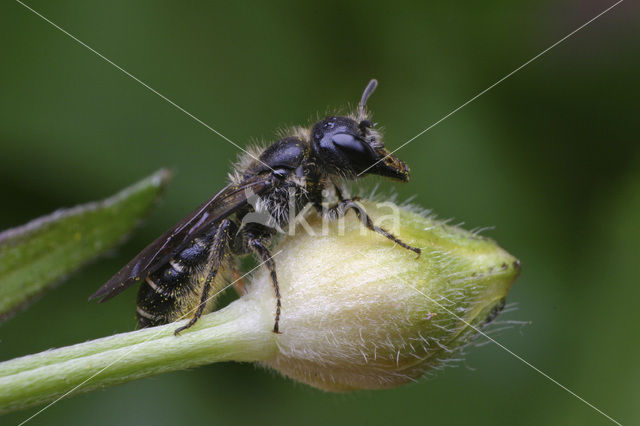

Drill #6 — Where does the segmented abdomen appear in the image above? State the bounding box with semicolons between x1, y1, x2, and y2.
135;229;215;328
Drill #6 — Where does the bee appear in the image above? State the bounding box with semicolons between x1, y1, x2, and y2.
90;80;420;335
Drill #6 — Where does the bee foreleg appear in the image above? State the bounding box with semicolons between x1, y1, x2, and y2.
248;238;281;334
325;198;421;256
174;219;234;336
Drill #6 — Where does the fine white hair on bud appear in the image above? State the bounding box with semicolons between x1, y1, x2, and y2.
240;200;520;391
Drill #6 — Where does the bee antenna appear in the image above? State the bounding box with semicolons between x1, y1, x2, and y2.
358;79;378;118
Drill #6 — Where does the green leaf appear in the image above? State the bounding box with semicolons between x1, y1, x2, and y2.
0;169;172;322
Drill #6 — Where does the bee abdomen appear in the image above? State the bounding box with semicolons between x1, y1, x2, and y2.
136;236;212;328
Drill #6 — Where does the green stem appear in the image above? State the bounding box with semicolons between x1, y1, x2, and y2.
0;297;276;414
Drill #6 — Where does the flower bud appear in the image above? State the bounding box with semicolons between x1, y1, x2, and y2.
243;201;520;391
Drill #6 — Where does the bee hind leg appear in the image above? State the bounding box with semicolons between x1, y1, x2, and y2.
174;265;220;335
174;219;234;336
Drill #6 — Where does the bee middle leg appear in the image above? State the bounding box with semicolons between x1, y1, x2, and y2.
323;198;421;256
248;238;281;334
174;219;235;335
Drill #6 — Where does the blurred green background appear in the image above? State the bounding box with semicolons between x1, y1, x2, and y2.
1;1;638;424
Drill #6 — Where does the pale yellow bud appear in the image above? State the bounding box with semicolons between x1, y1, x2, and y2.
242;201;520;391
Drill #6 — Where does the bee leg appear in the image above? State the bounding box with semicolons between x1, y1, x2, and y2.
174;219;233;336
327;198;421;256
174;264;220;336
248;238;281;334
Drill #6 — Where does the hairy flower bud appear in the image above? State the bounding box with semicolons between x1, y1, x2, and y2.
241;201;520;391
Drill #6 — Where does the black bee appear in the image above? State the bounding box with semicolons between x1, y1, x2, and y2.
90;80;420;335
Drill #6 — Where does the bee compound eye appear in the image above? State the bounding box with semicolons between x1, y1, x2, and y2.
332;133;367;156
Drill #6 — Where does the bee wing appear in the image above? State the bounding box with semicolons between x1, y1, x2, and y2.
89;174;273;302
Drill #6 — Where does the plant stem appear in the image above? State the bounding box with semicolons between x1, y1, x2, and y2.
0;297;276;414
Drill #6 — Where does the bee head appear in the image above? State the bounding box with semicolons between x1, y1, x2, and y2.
310;80;410;182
